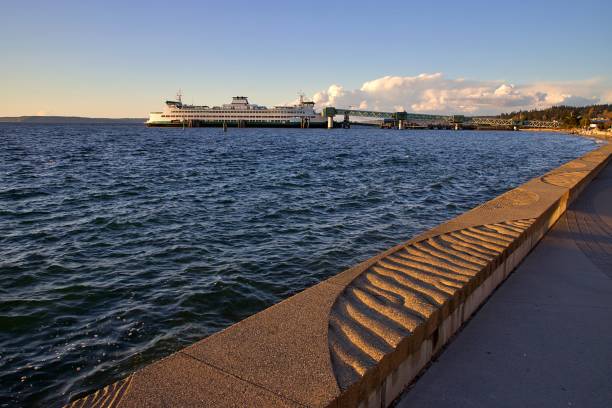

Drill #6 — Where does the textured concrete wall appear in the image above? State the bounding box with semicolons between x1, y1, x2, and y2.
67;144;612;408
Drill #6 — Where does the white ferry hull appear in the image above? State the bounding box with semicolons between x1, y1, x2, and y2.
146;95;325;128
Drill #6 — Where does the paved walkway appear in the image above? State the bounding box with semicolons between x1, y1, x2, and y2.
397;161;612;407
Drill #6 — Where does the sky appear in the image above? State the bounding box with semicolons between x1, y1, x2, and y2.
1;0;611;117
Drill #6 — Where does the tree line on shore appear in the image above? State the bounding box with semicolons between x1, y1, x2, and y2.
497;104;611;128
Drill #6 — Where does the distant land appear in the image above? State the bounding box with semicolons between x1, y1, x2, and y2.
0;116;146;124
498;104;611;128
3;103;611;128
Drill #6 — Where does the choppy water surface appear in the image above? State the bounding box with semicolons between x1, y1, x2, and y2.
0;125;598;406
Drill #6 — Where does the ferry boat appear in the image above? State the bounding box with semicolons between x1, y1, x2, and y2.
146;92;325;128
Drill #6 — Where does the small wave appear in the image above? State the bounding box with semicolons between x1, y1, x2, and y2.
0;188;50;200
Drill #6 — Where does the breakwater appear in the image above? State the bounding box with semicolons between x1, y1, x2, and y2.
67;139;611;407
0;125;599;406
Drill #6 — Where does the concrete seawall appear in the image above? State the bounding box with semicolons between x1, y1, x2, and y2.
67;142;612;408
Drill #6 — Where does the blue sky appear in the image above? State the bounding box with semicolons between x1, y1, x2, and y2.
1;0;611;117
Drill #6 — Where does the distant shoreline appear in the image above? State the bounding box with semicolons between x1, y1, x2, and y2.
0;116;146;124
520;127;612;142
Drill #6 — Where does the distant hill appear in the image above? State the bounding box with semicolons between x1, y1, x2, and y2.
0;116;146;124
497;104;612;128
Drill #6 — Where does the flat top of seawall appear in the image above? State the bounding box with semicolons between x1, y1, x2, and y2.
67;140;612;408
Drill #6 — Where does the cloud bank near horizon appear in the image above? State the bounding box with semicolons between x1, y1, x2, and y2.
311;73;610;115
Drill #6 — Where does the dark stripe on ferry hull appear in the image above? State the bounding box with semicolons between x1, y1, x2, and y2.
146;120;328;128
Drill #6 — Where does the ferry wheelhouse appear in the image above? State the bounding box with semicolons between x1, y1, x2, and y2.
146;93;324;128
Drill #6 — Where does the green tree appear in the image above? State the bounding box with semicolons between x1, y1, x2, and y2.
579;116;590;128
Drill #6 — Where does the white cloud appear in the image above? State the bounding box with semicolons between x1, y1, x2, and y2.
311;73;610;115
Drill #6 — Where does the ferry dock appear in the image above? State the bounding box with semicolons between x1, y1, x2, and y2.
145;93;561;130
